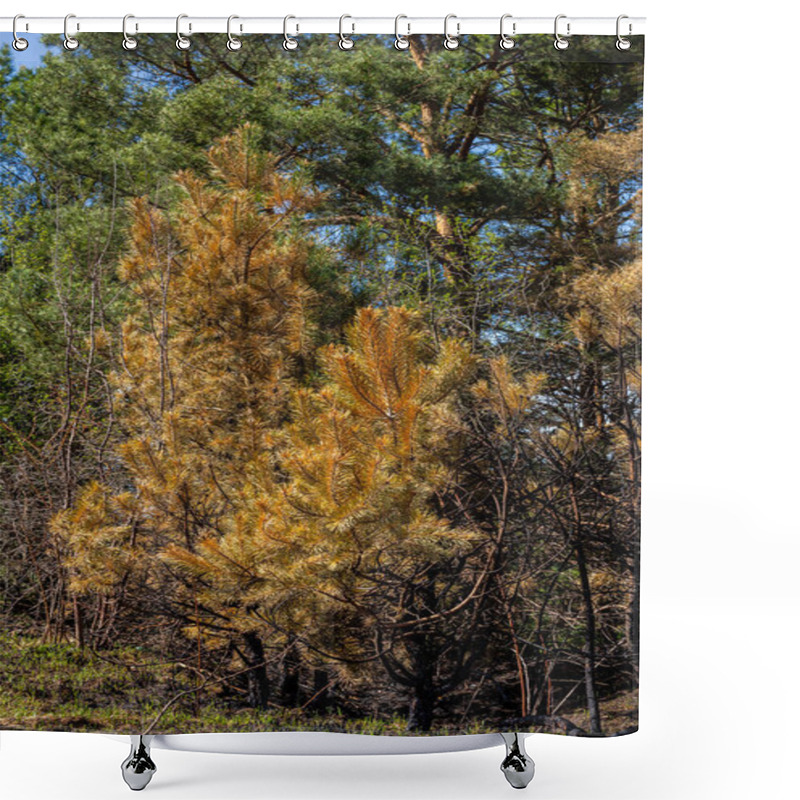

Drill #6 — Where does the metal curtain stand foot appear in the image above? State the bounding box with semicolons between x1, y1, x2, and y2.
117;733;534;791
121;735;157;791
500;732;535;789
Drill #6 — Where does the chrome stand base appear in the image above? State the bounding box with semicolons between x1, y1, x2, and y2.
121;735;157;791
115;731;531;790
500;732;535;789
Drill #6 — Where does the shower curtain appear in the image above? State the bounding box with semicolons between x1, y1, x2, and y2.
0;30;643;740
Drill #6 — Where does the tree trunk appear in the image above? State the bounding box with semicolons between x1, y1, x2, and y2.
280;641;301;707
404;581;441;732
578;360;603;429
575;540;603;735
242;631;270;710
407;667;436;732
73;594;84;648
306;669;330;712
629;537;641;683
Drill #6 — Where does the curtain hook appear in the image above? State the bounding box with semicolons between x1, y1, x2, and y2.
227;15;242;51
122;14;138;51
394;14;410;51
499;14;515;50
616;14;632;50
12;15;29;51
63;13;79;51
176;13;191;50
338;14;354;50
283;15;298;50
443;14;459;50
554;14;570;51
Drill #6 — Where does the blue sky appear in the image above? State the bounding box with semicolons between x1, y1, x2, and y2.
1;33;51;71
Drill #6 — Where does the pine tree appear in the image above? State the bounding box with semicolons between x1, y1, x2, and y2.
162;306;486;729
51;125;322;707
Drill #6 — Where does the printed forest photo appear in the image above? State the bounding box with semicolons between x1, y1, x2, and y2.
0;33;642;737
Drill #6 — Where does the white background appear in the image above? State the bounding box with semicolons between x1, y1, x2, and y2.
2;1;798;798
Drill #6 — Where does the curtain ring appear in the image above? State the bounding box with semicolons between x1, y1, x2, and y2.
394;14;410;51
12;15;29;51
499;14;515;50
122;15;138;51
63;13;79;51
176;14;191;50
443;14;459;50
283;15;298;50
554;14;570;51
616;15;632;51
227;15;242;51
338;14;354;50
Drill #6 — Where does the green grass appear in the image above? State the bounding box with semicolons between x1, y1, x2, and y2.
0;631;637;735
0;631;497;735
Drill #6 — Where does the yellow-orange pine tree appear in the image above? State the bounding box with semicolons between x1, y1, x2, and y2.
51;125;320;707
162;307;487;729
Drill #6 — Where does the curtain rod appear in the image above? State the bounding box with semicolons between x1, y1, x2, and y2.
1;16;646;37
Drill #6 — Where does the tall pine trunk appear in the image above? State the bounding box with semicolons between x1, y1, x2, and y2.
307;669;330;712
575;539;603;735
407;669;436;732
242;631;270;710
281;640;301;707
406;624;437;732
